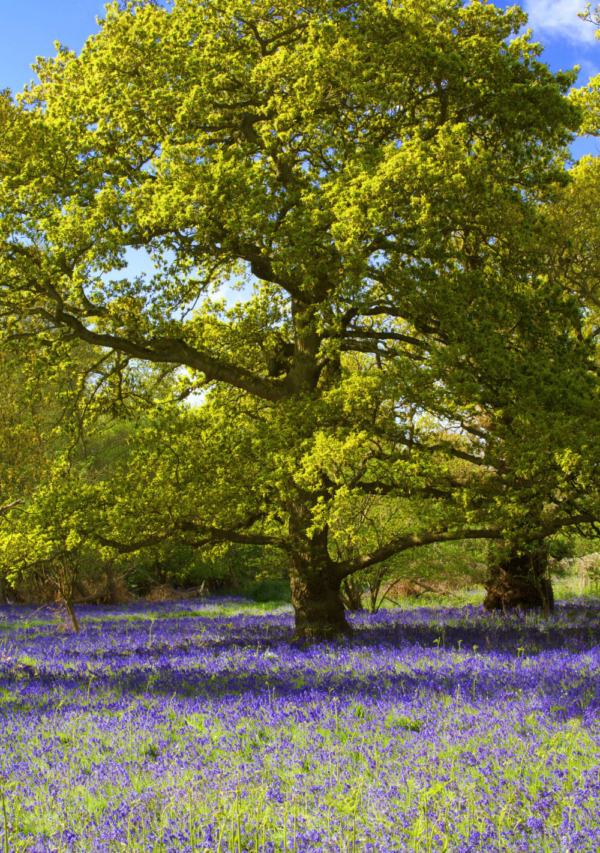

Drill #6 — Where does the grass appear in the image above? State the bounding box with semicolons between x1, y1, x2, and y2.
0;594;599;851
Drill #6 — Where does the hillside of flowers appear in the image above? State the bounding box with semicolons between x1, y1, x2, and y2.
0;596;599;852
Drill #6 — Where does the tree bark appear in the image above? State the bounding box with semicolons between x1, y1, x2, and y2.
287;499;350;638
290;567;350;639
0;575;8;605
105;562;119;604
227;556;240;590
483;545;554;612
64;598;81;633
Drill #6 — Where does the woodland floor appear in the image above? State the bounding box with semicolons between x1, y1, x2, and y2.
0;594;599;852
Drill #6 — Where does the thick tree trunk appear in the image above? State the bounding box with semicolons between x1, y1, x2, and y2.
283;316;352;637
0;575;8;605
290;568;350;639
483;546;554;612
287;501;350;638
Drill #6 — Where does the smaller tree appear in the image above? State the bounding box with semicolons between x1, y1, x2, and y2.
0;346;58;604
0;338;143;617
0;466;96;631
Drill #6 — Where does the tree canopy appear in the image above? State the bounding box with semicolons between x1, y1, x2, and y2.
0;0;598;636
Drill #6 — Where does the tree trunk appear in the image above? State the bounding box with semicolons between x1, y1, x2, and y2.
290;568;350;639
227;555;239;589
105;562;119;604
0;575;8;605
483;545;554;612
340;576;364;612
287;493;351;639
64;598;81;633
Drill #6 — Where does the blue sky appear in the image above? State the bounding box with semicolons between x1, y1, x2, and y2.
1;0;599;160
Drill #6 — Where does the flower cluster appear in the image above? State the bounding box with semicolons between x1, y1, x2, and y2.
0;597;599;852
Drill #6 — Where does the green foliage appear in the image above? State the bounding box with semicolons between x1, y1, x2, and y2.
241;578;292;604
0;0;598;632
129;541;289;597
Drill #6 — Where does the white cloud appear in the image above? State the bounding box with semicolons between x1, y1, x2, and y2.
522;0;598;44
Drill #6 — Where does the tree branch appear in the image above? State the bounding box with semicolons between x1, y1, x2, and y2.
343;328;427;348
93;515;284;554
338;527;500;578
524;513;598;541
40;306;285;403
337;512;600;579
0;500;23;516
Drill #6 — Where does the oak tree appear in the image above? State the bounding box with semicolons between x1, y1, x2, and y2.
0;0;594;635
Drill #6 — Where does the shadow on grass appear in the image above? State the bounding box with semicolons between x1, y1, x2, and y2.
1;598;600;723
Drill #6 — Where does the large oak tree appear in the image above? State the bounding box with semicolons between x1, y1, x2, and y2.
0;0;596;635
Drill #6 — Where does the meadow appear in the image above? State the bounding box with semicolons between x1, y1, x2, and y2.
0;595;599;853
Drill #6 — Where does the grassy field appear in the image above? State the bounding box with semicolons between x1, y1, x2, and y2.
0;595;599;852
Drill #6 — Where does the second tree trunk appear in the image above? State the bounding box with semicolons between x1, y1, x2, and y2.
483;546;554;612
